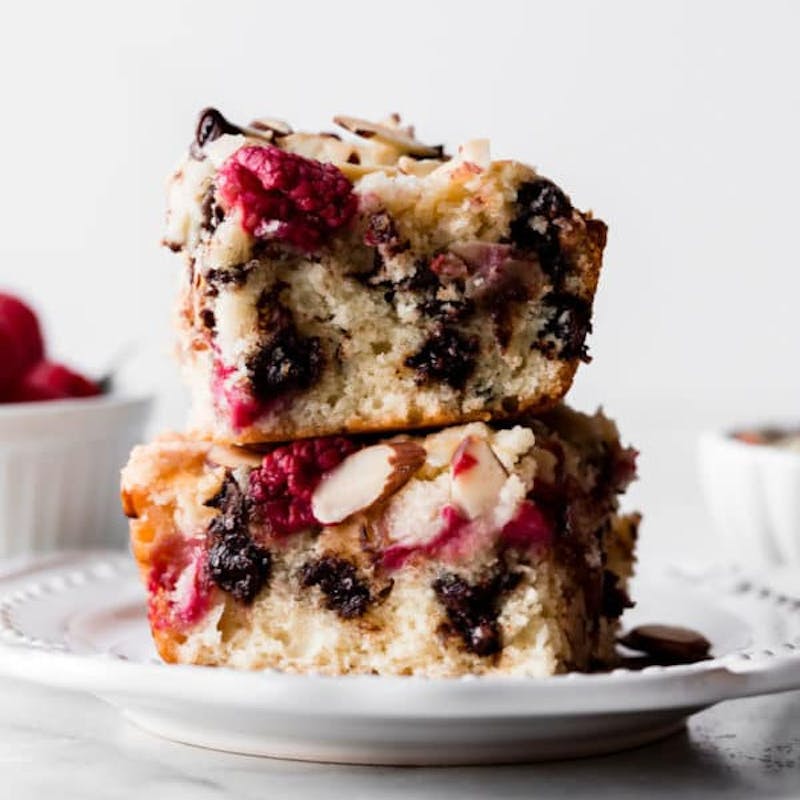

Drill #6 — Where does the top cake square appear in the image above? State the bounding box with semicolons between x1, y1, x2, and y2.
165;109;607;444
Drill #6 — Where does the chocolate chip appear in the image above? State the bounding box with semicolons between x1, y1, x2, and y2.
200;185;226;233
205;472;272;604
204;262;253;290
433;569;521;657
518;179;572;222
199;308;216;331
601;569;634;619
404;325;479;389
533;292;592;362
300;556;372;619
248;294;323;401
404;261;440;293
192;107;241;158
207;533;272;604
509;179;573;286
619;624;712;664
205;471;248;533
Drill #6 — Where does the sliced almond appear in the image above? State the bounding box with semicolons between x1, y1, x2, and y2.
423;423;492;469
206;444;263;470
457;138;490;168
338;162;397;181
280;131;359;165
397;155;444;177
334;115;443;158
450;436;508;520
248;117;293;136
240;127;273;143
312;441;426;525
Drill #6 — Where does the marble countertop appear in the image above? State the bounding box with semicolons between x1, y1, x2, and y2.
2;676;799;799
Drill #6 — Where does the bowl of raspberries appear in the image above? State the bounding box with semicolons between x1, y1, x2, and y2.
0;292;151;556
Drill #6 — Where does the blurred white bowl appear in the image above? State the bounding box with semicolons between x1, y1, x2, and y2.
698;428;800;569
0;394;151;557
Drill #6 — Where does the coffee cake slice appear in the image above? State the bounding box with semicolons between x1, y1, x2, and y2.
166;109;607;444
121;405;638;676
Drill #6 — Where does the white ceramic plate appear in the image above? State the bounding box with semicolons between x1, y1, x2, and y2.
0;551;798;765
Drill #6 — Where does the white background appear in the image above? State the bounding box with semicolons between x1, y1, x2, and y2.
1;0;798;558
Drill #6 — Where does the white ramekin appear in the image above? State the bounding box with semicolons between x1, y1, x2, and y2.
0;395;151;557
698;428;800;569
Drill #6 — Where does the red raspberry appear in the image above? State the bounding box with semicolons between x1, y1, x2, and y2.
249;436;360;535
381;505;470;570
217;145;358;252
501;501;553;549
147;539;212;630
0;293;44;396
9;360;101;402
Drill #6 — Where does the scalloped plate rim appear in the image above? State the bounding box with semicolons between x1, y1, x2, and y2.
0;550;797;718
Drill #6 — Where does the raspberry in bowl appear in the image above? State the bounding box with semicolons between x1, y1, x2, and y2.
699;425;800;569
0;292;151;556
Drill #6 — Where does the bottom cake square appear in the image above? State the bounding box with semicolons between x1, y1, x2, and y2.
121;405;639;676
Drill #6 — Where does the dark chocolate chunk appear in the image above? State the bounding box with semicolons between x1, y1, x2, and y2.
207;533;272;604
509;179;573;286
192;107;241;158
199;308;216;331
404;325;479;389
200;185;226;233
204;262;253;290
533;292;592;362
433;569;521;657
521;179;571;221
205;473;272;604
247;290;323;401
300;556;372;619
619;624;712;664
403;261;474;322
601;569;634;619
205;471;249;535
404;261;440;293
248;327;323;400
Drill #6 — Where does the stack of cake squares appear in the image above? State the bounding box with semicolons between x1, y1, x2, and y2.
121;108;640;676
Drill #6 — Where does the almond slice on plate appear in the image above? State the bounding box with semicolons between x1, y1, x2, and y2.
206;444;264;469
333;115;443;158
312;441;427;525
450;436;508;520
